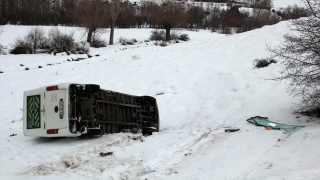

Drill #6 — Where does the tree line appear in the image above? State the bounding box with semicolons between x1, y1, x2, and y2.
1;0;308;43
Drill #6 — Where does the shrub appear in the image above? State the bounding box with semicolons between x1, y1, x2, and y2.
74;41;90;54
11;27;47;54
150;30;190;42
126;41;134;45
119;36;127;45
300;107;320;117
179;34;190;41
118;37;137;45
170;31;179;40
150;30;166;41
11;37;32;54
91;30;107;48
91;37;106;48
10;46;31;54
48;27;75;53
254;58;277;68
129;38;138;44
160;41;167;47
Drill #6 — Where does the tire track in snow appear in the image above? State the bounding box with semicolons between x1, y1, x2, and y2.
137;127;231;179
20;127;231;180
236;132;292;179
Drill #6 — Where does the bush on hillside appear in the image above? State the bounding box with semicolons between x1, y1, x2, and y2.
159;41;167;47
10;46;31;54
48;27;75;53
150;30;190;42
11;37;32;54
118;37;138;45
90;30;107;48
169;31;179;40
11;27;88;55
74;41;90;54
150;30;166;41
300;107;320;117
254;58;277;68
179;34;190;41
10;27;47;54
91;37;106;48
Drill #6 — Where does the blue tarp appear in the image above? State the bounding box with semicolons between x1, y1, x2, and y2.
247;116;304;132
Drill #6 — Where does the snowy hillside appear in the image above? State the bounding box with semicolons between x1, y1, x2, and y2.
0;6;319;180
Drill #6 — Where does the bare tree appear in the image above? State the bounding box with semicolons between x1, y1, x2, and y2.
61;0;77;25
116;1;136;28
72;0;110;43
186;3;206;30
146;1;188;41
1;0;54;25
27;27;46;54
207;5;222;31
109;0;121;45
269;0;320;114
53;0;60;26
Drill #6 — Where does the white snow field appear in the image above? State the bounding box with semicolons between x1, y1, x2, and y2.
0;5;319;180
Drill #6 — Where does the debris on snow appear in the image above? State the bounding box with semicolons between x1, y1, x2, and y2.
224;129;240;133
99;152;113;157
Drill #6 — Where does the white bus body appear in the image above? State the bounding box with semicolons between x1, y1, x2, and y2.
23;83;159;137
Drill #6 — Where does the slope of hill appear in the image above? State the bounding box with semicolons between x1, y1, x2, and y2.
0;18;319;180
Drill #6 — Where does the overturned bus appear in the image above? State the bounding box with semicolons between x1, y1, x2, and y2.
23;83;159;137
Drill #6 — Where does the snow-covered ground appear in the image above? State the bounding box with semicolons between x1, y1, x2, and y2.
0;2;319;180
